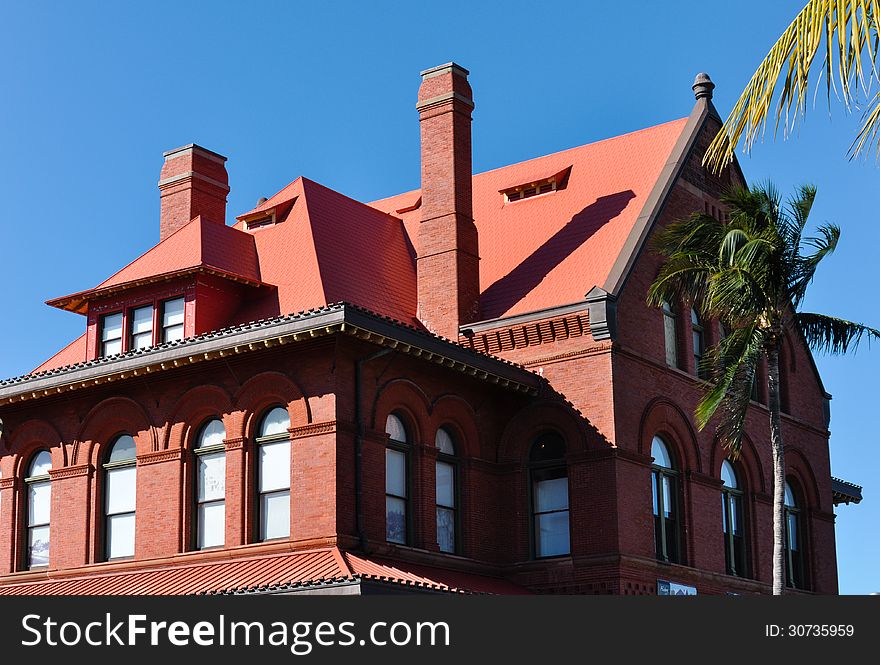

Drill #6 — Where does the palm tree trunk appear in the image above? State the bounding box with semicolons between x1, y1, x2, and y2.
766;343;786;595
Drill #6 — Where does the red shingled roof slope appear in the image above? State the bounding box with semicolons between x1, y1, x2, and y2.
230;177;418;326
32;334;87;373
371;118;688;320
35;118;685;373
0;547;526;595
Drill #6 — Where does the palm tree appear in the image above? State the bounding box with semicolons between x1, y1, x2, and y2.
704;1;880;172
647;182;880;595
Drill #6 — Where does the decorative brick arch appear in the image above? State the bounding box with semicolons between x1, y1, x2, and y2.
73;397;155;466
163;384;235;451
234;371;310;441
638;397;702;473
783;446;822;509
498;399;598;464
371;378;432;444
710;433;766;494
8;419;67;475
430;394;480;458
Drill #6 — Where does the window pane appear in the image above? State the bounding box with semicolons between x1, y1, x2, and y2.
108;435;136;463
28;451;52;478
106;466;137;514
28;481;51;526
535;511;570;557
651;436;672;468
101;313;123;341
385;414;407;443
198;501;225;549
436;461;455;508
258;440;290;492
163;323;184;343
198;452;226;502
662;475;674;518
722;494;730;533
652;472;659;516
131;331;152;350
731;496;742;536
106;513;135;559
258;407;290;438
721;460;738;488
435;427;455;455
162;298;185;327
784;482;796;508
534;477;568;513
28;526;50;567
103;338;123;356
197;419;226;449
386;496;406;544
788;513;798;551
131;306;153;334
260;490;290;540
385;449;407;497
437;507;455;553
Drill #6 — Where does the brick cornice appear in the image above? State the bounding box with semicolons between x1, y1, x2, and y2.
48;464;92;481
288;420;354;440
223;437;246;451
137;448;182;466
808;508;837;523
0;477;14;491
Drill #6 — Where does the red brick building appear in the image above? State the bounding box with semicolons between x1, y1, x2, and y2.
0;64;861;596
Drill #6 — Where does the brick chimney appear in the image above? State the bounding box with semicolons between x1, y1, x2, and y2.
416;63;480;338
158;144;229;241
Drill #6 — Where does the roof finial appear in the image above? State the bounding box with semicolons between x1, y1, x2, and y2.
692;72;715;100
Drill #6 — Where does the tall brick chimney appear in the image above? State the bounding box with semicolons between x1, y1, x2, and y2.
416;63;480;338
158;144;229;241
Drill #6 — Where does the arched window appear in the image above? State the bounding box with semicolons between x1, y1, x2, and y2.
435;427;458;554
25;451;52;569
194;419;226;549
691;308;705;378
529;433;569;558
385;413;409;545
784;481;805;589
104;435;137;560
721;460;747;577
662;301;679;369
255;407;291;542
651;436;681;564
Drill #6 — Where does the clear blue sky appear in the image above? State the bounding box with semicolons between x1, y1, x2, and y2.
1;1;876;593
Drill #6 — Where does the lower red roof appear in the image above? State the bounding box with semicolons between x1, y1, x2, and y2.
0;547;529;596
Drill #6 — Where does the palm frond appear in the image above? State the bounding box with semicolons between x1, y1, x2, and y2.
797;311;880;353
788;223;840;306
704;0;880;172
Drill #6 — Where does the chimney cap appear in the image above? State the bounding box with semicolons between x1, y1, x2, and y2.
692;72;715;100
162;143;228;163
420;62;469;79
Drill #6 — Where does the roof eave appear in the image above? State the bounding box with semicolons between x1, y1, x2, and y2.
0;304;543;406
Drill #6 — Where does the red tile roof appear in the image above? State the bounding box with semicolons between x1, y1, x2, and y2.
47;216;265;314
35;118;686;372
0;548;528;596
32;334;87;373
370;118;688;320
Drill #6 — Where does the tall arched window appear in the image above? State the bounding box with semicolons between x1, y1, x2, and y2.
435;427;458;554
530;433;569;558
651;436;680;564
104;435;137;560
691;308;705;378
255;407;291;542
784;481;805;589
25;451;52;569
662;301;679;369
195;419;226;549
721;460;747;577
385;413;409;545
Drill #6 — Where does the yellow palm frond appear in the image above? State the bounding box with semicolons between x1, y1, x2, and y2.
704;0;880;172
